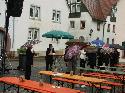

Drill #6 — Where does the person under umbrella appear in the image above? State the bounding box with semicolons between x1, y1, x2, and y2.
25;45;35;80
45;44;55;71
65;45;82;74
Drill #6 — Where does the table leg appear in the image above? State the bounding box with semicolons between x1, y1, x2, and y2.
122;75;124;93
3;83;5;93
17;85;20;93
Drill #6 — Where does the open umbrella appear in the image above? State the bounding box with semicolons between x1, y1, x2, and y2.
91;39;105;47
21;39;41;48
65;45;82;60
109;44;125;49
42;30;74;39
66;39;89;45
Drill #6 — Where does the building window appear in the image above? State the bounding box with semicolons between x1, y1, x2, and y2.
80;21;85;29
107;38;109;44
70;21;75;28
112;38;114;44
113;25;115;33
30;5;40;19
28;28;40;40
71;4;76;13
71;0;76;3
107;24;110;32
97;22;100;31
56;11;61;22
67;0;71;4
76;4;80;12
76;0;81;3
52;10;61;23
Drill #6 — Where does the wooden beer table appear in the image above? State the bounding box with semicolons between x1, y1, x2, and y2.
39;71;108;93
0;76;83;93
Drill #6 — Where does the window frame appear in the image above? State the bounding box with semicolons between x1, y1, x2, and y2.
80;20;85;29
107;24;110;32
97;22;100;31
28;28;40;41
71;4;76;13
30;5;41;20
52;9;61;23
113;25;115;33
76;4;81;12
107;38;109;44
70;21;75;28
112;38;114;44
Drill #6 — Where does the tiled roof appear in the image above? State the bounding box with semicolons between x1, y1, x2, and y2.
81;0;118;21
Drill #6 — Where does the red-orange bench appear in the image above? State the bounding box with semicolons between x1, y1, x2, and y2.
52;77;112;90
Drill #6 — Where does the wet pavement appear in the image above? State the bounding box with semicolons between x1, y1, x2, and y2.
0;57;124;93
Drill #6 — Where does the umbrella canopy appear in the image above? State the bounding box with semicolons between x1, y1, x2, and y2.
21;40;41;48
109;44;124;49
42;30;74;39
65;39;89;46
91;39;105;47
65;45;82;60
85;46;97;53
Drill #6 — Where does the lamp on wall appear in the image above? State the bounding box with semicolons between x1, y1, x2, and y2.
89;29;93;37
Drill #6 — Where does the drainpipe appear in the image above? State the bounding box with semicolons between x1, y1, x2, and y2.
12;17;15;49
102;21;106;41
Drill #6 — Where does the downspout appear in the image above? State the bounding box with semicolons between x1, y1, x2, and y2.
102;21;106;41
12;17;15;49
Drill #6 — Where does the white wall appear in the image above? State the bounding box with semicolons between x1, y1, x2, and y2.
0;0;6;27
69;12;115;44
116;0;125;45
7;0;69;54
115;0;125;61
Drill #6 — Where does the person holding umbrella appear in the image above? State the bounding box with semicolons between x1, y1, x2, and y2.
79;47;86;68
25;45;35;80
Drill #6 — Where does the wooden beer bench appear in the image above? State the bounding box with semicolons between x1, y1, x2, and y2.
52;77;112;90
0;76;84;93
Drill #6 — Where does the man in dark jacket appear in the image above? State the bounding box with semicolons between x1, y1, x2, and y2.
45;44;55;71
25;45;35;80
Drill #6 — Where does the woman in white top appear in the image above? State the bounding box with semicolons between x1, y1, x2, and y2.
80;48;86;68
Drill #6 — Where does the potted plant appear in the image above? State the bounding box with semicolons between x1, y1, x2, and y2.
17;47;27;70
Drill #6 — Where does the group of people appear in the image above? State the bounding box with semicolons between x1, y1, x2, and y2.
64;45;120;74
24;44;55;80
24;43;120;80
79;47;120;69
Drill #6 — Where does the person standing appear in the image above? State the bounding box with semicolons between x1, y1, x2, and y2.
79;48;86;68
45;44;55;71
97;48;104;67
25;45;35;80
86;52;97;69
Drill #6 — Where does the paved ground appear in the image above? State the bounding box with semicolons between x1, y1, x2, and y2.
0;57;125;93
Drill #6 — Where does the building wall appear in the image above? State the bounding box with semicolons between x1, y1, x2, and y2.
1;0;70;56
116;0;125;45
0;0;6;27
69;11;115;44
115;0;125;61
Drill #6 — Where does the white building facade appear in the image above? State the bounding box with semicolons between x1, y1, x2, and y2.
115;0;125;61
67;0;116;44
0;0;70;56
